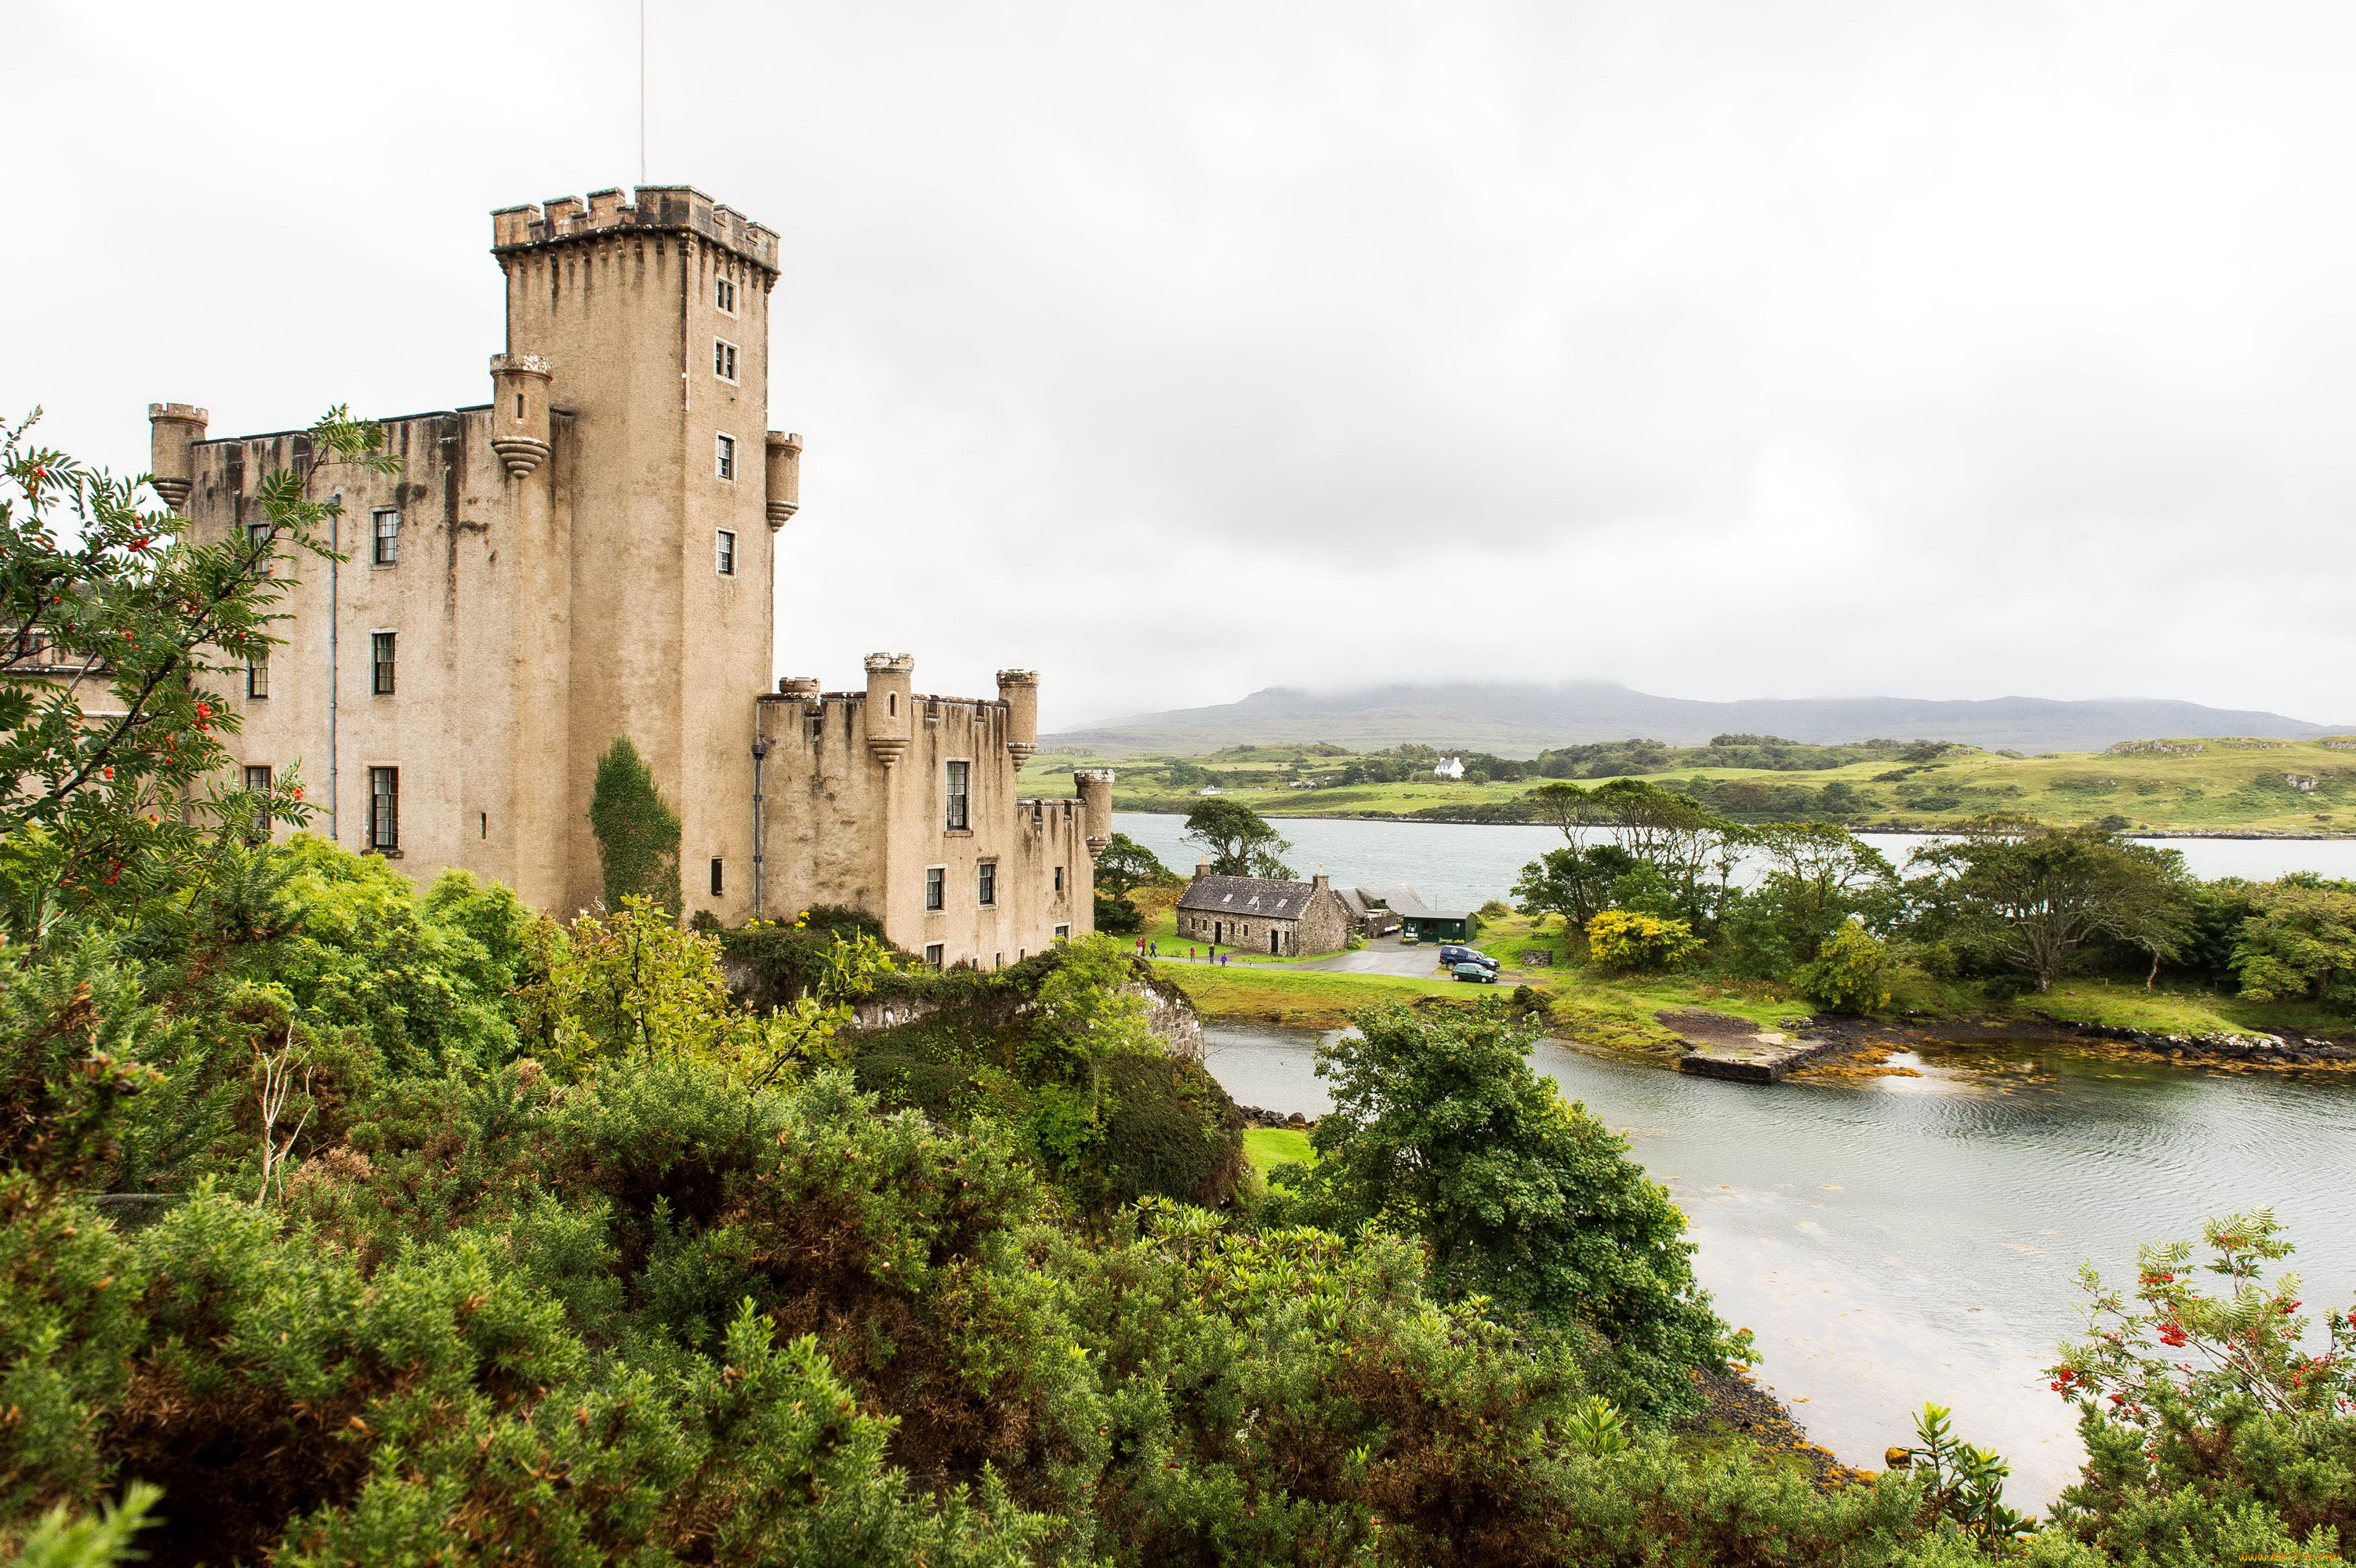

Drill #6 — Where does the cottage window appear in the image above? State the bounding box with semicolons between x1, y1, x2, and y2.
368;766;400;852
715;529;736;575
713;338;739;383
373;508;401;565
944;760;970;830
925;866;946;911
715;433;736;481
372;632;397;695
978;861;997;907
246;651;269;699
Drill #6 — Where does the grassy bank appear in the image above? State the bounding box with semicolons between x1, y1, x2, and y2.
1241;1127;1316;1171
1153;961;1470;1025
1022;736;2356;835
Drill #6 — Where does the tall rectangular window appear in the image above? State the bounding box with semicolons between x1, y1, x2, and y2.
715;529;736;576
713;338;739;383
244;764;273;835
714;433;736;481
716;274;738;314
372;632;397;695
710;857;724;897
944;760;970;830
978;861;997;908
924;866;946;911
372;508;401;564
246;521;274;575
368;766;399;852
246;650;269;699
1053;866;1064;894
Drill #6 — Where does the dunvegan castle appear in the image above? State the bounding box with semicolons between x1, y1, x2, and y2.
146;185;1109;966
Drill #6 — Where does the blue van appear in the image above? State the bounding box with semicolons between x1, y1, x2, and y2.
1438;945;1496;971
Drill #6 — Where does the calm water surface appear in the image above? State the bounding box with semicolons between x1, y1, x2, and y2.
1116;811;2356;912
1203;1022;2356;1507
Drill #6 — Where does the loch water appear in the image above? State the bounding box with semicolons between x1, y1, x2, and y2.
1114;811;2356;913
1204;1022;2356;1508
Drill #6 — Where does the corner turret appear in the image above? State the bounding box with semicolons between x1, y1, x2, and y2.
147;402;207;513
864;653;915;768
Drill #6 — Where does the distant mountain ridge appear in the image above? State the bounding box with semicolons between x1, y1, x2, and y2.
1050;682;2355;757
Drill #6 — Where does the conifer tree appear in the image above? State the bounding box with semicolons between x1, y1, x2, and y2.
588;736;681;916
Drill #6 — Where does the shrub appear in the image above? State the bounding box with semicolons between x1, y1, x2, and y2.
1585;909;1704;974
1797;923;1894;1014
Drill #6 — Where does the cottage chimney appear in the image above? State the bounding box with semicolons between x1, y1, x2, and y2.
1312;872;1330;895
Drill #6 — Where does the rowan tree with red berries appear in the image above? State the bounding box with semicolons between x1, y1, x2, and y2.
0;406;392;942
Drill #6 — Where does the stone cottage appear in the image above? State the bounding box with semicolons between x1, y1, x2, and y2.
1174;870;1356;956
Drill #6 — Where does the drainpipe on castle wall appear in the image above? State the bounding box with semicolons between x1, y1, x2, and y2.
750;735;769;917
328;496;339;844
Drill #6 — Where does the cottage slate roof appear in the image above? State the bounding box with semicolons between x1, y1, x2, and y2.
1176;873;1328;921
1354;885;1433;918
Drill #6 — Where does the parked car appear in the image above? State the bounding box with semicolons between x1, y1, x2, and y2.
1438;945;1497;970
1450;962;1499;984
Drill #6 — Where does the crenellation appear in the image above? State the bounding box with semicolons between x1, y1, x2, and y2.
492;184;779;273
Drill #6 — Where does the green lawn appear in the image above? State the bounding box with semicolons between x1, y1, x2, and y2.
1153;961;1471;1025
1241;1127;1316;1172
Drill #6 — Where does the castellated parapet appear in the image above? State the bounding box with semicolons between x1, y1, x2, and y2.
491;186;780;274
149;183;1095;965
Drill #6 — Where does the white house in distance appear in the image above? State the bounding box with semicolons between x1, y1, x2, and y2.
1432;756;1466;779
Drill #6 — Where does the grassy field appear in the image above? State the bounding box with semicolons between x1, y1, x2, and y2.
1022;736;2356;835
1241;1127;1316;1171
1152;962;1472;1025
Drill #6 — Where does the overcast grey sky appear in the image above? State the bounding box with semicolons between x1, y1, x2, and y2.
8;1;2353;729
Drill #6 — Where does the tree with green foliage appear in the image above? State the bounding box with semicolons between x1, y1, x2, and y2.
2229;877;2356;1014
589;735;681;916
1288;1001;1737;1419
1091;831;1171;935
1182;797;1294;879
1512;842;1637;931
1911;819;2196;992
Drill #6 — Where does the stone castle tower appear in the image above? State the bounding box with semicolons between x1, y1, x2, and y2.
146;186;1096;960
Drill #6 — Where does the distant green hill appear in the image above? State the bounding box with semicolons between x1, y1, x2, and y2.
1049;681;2352;757
1022;735;2356;835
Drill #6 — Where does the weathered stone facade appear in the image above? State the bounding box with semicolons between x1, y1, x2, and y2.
148;184;1095;964
1174;871;1356;956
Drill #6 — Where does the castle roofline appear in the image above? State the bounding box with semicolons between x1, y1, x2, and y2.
188;405;496;448
492;185;779;274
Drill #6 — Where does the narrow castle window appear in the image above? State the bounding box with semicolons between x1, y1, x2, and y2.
1054;866;1064;894
715;433;735;481
368;767;400;852
713;338;739;383
372;631;397;695
246;651;269;699
715;529;736;575
944;760;970;830
480;812;488;839
514;394;525;421
710;858;724;896
978;861;997;908
373;508;401;565
244;764;273;836
925;866;946;911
